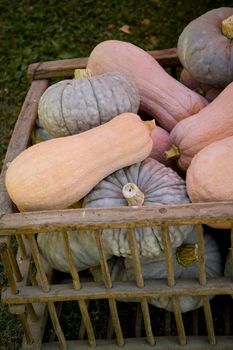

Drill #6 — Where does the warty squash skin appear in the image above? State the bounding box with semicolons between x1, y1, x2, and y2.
87;40;208;132
167;82;233;171
38;72;140;137
5;113;152;212
83;158;194;258
178;7;233;88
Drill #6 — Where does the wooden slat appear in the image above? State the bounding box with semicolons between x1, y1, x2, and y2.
1;202;233;235
2;278;233;304
202;296;216;345
62;231;81;290
27;234;50;292
108;298;124;346
48;302;67;350
19;313;34;345
94;230;112;289
0;245;18;294
41;336;233;350
78;300;96;348
0;79;49;215
196;224;206;285
8;240;23;282
127;227;144;288
27;48;180;80
171;297;186;345
140;298;155;346
161;223;175;286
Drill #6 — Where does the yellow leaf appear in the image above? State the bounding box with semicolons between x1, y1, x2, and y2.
142;18;150;25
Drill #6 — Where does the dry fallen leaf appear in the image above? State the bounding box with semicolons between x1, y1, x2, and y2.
119;24;131;34
142;18;150;25
149;35;158;45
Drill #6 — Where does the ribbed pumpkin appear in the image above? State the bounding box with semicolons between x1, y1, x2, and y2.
178;7;233;88
91;232;222;313
87;40;208;132
38;71;140;137
31;118;53;144
37;230;112;273
83;158;194;258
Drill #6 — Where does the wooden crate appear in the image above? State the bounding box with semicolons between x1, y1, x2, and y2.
0;48;233;350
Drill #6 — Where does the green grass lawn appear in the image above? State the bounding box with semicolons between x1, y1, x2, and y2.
0;1;232;348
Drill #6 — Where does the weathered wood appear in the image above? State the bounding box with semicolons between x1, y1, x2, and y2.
21;303;48;350
41;336;233;350
0;79;49;215
27;48;180;80
196;225;206;285
161;223;175;287
2;278;233;304
27;234;50;292
78;300;96;348
0;202;233;235
201;296;216;345
171;297;186;346
62;231;81;290
140;298;155;346
19;313;34;345
47;302;67;350
108;298;124;346
127;227;144;288
94;230;112;289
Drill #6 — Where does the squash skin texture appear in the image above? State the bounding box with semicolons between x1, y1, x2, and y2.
37;229;112;273
91;232;221;312
38;72;140;137
87;40;208;132
5;113;153;212
178;7;233;88
169;82;233;171
83;158;194;258
186;136;233;204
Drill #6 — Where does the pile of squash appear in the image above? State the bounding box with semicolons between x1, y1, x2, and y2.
5;7;233;312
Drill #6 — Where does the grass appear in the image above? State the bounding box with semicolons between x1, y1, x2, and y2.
0;1;233;348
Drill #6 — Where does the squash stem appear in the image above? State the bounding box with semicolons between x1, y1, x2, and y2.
74;68;92;79
176;243;198;268
164;145;180;160
222;15;233;40
122;183;144;206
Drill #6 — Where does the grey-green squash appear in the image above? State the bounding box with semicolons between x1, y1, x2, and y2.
38;71;140;137
178;7;233;88
37;230;112;273
83;157;194;258
91;231;222;312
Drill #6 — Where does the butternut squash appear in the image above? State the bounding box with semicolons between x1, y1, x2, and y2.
87;40;208;132
186;136;233;228
5;113;152;212
166;82;233;171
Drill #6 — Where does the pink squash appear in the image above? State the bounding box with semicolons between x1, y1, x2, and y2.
166;82;233;171
87;40;208;131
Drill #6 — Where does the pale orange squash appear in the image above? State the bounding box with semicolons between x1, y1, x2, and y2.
166;82;233;171
87;40;208;132
186;136;233;229
5;113;152;212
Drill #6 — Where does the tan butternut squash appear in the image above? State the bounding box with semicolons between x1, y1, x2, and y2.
165;82;233;171
87;40;208;132
5;113;152;212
